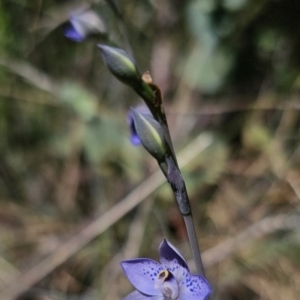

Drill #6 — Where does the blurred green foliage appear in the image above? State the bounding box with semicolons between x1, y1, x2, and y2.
0;0;300;299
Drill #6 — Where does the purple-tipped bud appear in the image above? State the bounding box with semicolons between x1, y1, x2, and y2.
130;108;167;161
127;105;153;146
64;10;106;42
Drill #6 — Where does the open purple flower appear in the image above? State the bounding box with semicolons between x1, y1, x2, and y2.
121;239;211;300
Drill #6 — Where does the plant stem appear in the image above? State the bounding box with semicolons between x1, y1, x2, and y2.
166;156;206;276
183;214;205;276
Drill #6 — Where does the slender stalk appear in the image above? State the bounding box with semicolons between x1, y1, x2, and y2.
97;42;206;277
183;214;205;276
135;73;206;277
166;155;206;276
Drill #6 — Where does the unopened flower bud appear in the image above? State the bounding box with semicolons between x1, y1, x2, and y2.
127;105;152;146
98;44;142;88
130;108;167;161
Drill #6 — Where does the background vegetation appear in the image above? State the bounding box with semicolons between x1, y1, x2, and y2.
0;0;300;299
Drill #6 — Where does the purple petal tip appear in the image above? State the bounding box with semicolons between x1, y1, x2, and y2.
64;25;84;42
159;239;189;271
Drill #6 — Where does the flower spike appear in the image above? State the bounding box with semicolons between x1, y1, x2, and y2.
97;44;205;277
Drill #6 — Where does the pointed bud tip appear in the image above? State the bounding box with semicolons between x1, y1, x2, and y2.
98;44;113;56
97;44;106;52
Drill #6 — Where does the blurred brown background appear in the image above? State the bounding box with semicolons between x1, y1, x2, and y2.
0;0;300;299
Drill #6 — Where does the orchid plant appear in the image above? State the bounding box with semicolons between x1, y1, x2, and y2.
64;10;211;300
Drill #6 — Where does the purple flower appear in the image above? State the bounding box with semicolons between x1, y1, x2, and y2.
64;10;106;42
121;239;211;300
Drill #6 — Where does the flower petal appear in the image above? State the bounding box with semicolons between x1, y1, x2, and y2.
122;290;164;300
127;110;141;146
121;259;164;296
179;274;211;300
130;132;141;145
64;24;84;42
165;261;189;284
159;239;189;271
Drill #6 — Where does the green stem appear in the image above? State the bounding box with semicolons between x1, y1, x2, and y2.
183;214;205;276
132;70;205;277
166;156;206;276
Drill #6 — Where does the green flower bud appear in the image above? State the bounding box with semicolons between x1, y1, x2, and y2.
130;108;167;162
98;44;142;88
